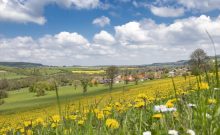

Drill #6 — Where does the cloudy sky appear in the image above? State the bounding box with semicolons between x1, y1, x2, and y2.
0;0;220;66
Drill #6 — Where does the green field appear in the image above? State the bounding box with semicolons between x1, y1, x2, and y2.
0;71;27;79
0;82;137;114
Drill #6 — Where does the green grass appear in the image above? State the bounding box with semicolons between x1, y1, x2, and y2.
0;78;165;115
0;82;138;114
0;71;27;79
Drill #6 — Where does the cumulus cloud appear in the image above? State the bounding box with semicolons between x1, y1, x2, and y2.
93;30;115;45
1;15;220;65
92;16;110;27
0;0;100;25
150;6;185;17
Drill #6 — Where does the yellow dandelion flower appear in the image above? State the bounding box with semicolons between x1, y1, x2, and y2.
152;113;162;119
96;112;104;120
165;101;174;108
208;99;217;104
27;129;33;135
199;82;209;90
105;119;119;129
24;121;31;127
134;101;145;108
52;115;60;123
78;120;84;125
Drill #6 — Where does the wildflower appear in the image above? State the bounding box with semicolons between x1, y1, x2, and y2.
20;128;25;133
166;101;174;108
152;113;162;119
199;82;209;90
208;99;217;104
214;88;220;91
134;101;145;108
78;120;84;125
35;117;44;124
27;129;33;135
52;115;60;123
96;112;104;120
143;131;151;135
168;130;178;135
69;115;77;120
154;105;176;112
187;103;196;108
51;123;57;128
24;121;31;127
206;113;212;119
187;129;195;135
137;93;147;100
105;119;119;129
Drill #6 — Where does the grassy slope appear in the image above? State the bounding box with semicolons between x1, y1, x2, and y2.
0;72;27;79
0;78;168;114
0;82;134;114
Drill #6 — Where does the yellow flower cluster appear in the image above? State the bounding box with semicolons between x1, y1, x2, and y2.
105;119;119;129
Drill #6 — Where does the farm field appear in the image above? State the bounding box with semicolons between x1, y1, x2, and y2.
71;70;105;74
0;76;195;127
0;71;27;79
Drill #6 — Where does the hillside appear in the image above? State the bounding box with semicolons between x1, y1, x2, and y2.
0;62;44;67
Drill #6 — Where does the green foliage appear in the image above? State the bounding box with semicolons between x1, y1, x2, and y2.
36;88;45;97
0;99;4;105
0;90;8;99
80;77;91;93
106;66;119;90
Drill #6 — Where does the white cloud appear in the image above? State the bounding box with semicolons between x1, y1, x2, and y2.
0;0;100;25
93;30;115;45
177;0;220;11
1;15;220;65
150;6;185;17
92;16;110;27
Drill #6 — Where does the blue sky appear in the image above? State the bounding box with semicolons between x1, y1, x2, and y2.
0;0;220;66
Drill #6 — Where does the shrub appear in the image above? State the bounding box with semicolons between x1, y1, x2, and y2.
0;99;4;105
36;88;45;97
29;85;35;92
29;81;56;94
0;90;8;99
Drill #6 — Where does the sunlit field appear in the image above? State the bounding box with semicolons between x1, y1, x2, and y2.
0;76;207;134
0;1;220;134
72;70;105;74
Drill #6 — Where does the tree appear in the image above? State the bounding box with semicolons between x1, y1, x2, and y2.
106;66;119;90
133;70;140;85
190;48;209;82
123;69;130;85
80;76;91;93
73;80;80;90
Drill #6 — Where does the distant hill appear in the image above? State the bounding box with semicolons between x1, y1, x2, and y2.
0;62;44;67
149;60;189;67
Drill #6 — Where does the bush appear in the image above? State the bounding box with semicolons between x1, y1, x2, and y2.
29;85;35;92
0;90;8;99
36;88;45;97
29;81;56;94
0;99;4;105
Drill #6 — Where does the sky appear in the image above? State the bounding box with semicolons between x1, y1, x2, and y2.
0;0;220;66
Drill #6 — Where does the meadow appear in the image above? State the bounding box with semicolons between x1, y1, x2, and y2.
0;76;206;135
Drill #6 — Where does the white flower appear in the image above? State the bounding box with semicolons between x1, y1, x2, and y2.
143;131;151;135
187;129;195;135
206;113;212;119
167;107;177;112
187;103;196;108
214;88;220;91
168;130;178;135
154;105;176;112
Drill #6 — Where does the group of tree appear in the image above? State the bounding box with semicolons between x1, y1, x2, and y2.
0;79;9;105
